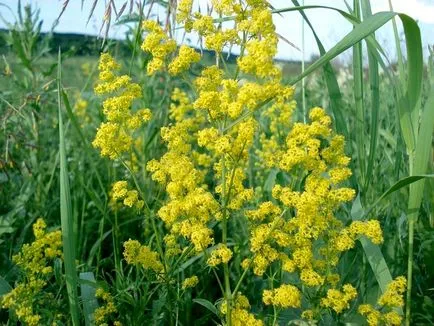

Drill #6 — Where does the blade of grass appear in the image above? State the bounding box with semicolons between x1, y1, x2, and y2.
352;0;366;187
80;272;98;326
406;90;434;325
361;0;380;193
290;12;419;86
58;49;80;326
193;299;219;317
395;14;423;153
301;0;306;122
364;174;434;217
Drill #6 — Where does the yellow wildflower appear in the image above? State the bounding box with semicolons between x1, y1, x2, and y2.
262;284;301;308
182;276;199;289
1;219;62;326
123;239;163;273
207;244;233;267
141;20;177;75
168;45;200;75
321;284;357;313
94;288;117;325
378;276;406;307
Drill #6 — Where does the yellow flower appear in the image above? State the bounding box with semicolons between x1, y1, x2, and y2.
123;239;163;273
382;311;402;325
300;269;324;287
93;54;152;160
141;20;177;75
321;284;357;313
177;0;193;24
182;276;199;289
111;181;128;200
207;244;233;267
358;304;381;326
168;45;200;75
378;276;406;307
262;284;301;308
123;190;139;207
94;288;117;325
335;220;383;252
301;310;314;320
1;219;62;325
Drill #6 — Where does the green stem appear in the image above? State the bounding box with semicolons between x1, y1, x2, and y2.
272;306;278;326
221;154;232;326
405;218;414;326
232;265;250;296
301;0;306;123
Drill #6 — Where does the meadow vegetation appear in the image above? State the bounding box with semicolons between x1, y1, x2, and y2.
0;1;433;325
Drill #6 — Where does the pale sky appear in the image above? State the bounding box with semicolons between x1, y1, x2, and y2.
0;0;433;61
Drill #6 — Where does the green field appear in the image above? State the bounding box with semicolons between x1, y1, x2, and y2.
0;2;433;325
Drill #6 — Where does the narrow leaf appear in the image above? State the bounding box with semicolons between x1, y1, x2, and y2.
80;272;99;326
193;298;219;317
58;49;80;326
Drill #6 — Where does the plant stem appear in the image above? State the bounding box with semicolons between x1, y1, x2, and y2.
221;154;232;326
405;218;414;326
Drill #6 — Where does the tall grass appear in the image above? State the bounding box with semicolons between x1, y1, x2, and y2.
57;50;80;326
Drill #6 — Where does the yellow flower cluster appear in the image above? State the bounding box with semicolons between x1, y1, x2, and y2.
256;98;297;172
1;219;62;326
320;284;357;313
123;239;163;273
163;233;182;257
141;20;176;75
94;288;121;325
378;276;406;307
110;180;144;209
193;65;293;120
239;106;385;322
168;45;201;75
147;89;219;252
182;275;199;289
221;293;263;326
250;109;367;282
244;202;283;275
358;276;406;326
334;220;383;251
263;284;301;308
90;1;388;324
176;0;193;27
207;244;233;267
93;53;152;159
237;4;279;78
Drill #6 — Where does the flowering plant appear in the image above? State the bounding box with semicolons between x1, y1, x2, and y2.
88;1;406;325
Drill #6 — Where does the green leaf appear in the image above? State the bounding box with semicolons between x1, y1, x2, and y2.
359;238;396;295
362;175;434;217
264;168;279;192
80;272;98;326
0;276;12;296
58;49;80;326
408;92;434;220
291;11;396;84
362;0;380;193
353;0;367;185
193;298;219;317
